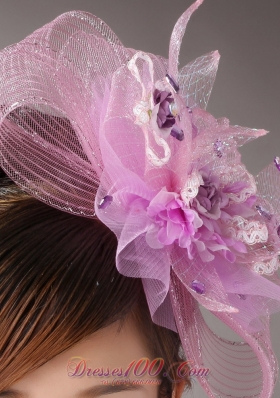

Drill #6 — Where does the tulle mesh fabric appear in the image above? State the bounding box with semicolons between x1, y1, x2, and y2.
170;269;278;397
0;1;280;397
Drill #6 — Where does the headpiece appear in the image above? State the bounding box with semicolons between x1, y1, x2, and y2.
1;1;280;396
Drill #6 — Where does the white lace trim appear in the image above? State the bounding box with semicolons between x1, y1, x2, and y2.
132;99;151;125
220;166;257;204
128;51;154;100
128;52;172;167
181;171;204;206
144;126;171;167
225;215;268;245
254;254;280;276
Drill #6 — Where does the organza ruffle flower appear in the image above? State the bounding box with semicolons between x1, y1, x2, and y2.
192;166;229;220
145;187;203;258
143;162;261;264
187;165;257;262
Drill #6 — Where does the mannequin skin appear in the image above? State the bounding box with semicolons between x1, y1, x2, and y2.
0;313;185;398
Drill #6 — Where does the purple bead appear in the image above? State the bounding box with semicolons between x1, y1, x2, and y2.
98;195;113;210
213;139;224;158
237;294;246;300
170;126;184;141
165;74;179;92
255;205;272;221
277;225;280;238
191;280;205;294
274;156;280;171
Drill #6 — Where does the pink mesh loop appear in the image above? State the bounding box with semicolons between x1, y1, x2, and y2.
170;268;279;398
178;50;220;110
168;0;204;81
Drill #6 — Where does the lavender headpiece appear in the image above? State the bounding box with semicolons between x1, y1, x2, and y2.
1;1;280;396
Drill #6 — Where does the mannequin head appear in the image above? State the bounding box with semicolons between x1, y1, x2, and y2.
0;169;191;397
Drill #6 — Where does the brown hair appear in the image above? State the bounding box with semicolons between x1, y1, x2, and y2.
0;167;191;397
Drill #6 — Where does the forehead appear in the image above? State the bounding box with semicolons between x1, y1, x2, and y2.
6;316;160;397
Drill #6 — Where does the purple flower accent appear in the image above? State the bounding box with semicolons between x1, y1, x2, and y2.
143;165;258;264
145;187;203;258
150;89;176;139
153;89;176;128
188;165;257;263
192;168;229;220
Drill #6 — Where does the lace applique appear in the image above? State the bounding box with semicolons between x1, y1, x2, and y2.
144;126;171;167
220;165;257;204
225;215;268;245
128;51;172;167
254;253;280;275
181;171;204;205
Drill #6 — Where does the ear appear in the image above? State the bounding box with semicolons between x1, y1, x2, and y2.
172;379;186;398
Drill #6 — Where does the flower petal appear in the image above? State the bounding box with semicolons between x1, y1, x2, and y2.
145;224;164;249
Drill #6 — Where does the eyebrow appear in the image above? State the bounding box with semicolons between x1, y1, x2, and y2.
0;391;27;398
0;383;146;397
77;384;146;397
